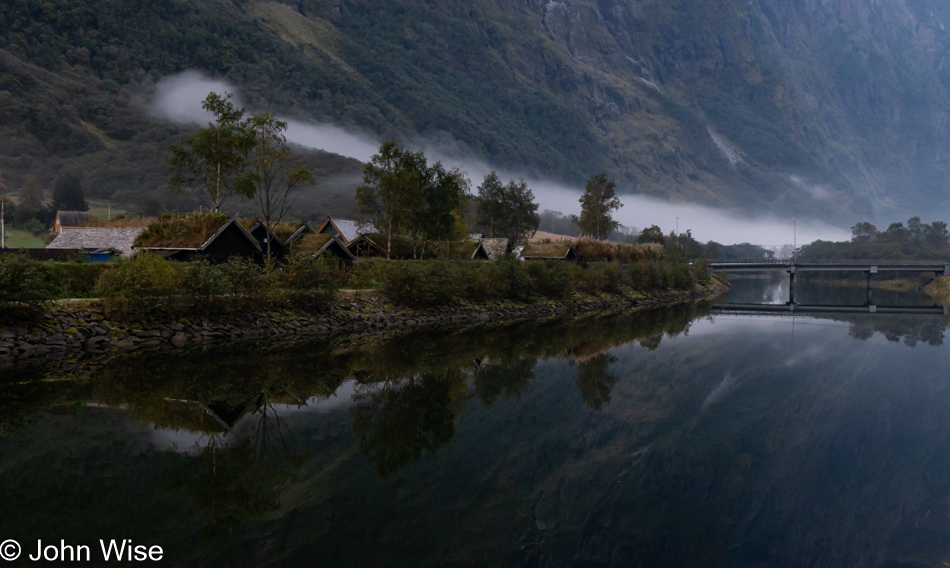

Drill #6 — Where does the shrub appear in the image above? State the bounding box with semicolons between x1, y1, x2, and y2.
95;253;183;315
498;254;534;301
220;257;265;297
182;261;225;302
0;253;56;313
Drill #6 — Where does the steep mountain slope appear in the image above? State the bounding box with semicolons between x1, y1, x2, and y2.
2;0;950;223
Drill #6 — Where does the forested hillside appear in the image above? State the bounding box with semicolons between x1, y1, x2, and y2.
3;0;950;223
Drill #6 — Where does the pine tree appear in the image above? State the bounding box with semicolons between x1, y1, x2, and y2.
52;172;88;211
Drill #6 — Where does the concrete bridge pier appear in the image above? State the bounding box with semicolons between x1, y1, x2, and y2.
788;266;796;304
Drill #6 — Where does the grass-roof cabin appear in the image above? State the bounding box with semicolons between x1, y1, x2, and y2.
134;212;262;262
240;220;315;258
313;237;357;264
520;241;577;261
345;235;388;259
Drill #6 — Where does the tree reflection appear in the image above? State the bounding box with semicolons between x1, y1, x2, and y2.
351;369;467;479
845;316;947;347
574;353;619;410
473;357;536;408
166;398;305;540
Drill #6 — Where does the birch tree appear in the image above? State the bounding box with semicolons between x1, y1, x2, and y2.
246;113;314;257
167;92;255;212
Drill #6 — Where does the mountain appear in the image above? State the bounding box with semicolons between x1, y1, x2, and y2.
3;0;950;224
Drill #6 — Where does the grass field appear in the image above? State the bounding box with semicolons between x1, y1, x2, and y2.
88;206;128;220
2;228;48;248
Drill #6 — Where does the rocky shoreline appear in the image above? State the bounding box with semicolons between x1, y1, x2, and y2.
0;281;727;364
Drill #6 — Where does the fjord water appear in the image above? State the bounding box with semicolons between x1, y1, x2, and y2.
1;282;949;567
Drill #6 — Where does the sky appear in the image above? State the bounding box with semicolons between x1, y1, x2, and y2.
149;71;851;246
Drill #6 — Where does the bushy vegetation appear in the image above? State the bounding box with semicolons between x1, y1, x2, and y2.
573;238;663;263
93;253;344;316
359;255;706;307
1;239;715;317
798;217;950;260
0;253;56;312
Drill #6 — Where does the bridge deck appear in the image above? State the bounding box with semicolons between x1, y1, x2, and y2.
709;260;950;274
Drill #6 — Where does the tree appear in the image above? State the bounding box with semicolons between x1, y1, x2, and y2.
474;173;540;245
167;92;255;212
851;221;878;243
475;172;507;238
638;225;665;245
52;172;88;211
501;179;541;245
355;141;427;259
18;175;44;210
573;173;622;240
245;113;315;257
413;163;469;257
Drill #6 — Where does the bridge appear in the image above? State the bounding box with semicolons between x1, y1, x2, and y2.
708;259;950;302
708;259;950;276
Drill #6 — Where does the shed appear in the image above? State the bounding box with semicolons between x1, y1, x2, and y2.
46;227;144;257
520;241;577;261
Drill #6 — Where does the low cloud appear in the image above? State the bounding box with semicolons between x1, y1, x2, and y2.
150;71;851;245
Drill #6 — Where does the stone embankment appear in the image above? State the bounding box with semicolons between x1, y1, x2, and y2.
0;281;727;363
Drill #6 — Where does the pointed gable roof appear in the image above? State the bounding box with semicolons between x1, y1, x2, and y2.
345;234;388;258
479;238;511;260
315;216;375;243
312;237;357;263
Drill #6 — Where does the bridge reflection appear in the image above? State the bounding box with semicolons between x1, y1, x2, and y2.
712;304;950;316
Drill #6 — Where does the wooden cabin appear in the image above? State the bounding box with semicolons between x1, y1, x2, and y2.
315;216;375;244
476;238;512;260
345;235;388;259
313;237;357;264
134;213;262;262
519;241;577;261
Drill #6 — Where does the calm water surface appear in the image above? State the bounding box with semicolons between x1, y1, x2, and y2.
1;281;949;567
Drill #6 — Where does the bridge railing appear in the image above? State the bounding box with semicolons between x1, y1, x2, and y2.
708;258;950;266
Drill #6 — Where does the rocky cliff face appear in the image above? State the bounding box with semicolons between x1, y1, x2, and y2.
4;0;950;223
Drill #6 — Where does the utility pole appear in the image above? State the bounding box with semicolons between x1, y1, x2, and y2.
676;217;680;246
1;199;4;249
108;205;112;221
793;217;797;258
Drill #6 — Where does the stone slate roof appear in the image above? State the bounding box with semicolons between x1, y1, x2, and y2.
46;227;144;256
57;211;89;227
317;217;377;243
479;238;511;260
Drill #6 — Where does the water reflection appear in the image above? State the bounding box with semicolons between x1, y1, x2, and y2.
3;295;950;566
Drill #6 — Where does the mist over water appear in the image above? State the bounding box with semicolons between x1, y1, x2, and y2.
150;71;850;246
